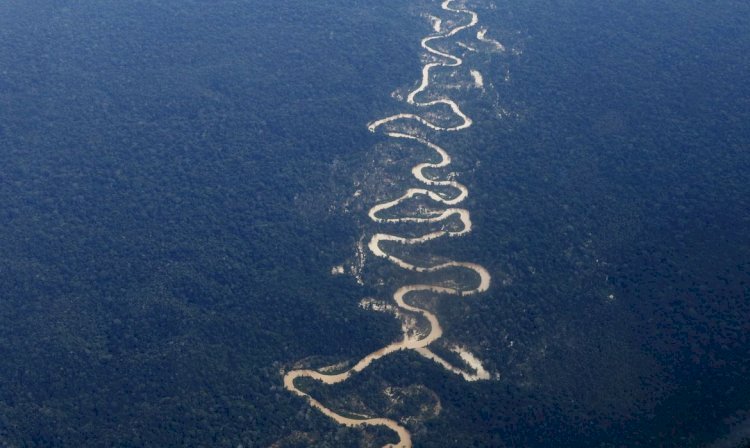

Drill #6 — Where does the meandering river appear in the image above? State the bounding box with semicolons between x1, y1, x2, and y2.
283;2;499;446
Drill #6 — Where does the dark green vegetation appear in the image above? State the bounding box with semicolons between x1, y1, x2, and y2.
0;0;416;446
1;0;749;447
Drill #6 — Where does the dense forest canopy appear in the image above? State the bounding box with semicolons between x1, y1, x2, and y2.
0;0;748;446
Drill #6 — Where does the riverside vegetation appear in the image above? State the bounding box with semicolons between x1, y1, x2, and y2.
0;0;749;447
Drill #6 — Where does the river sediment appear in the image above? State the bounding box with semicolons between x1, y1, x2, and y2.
283;2;497;446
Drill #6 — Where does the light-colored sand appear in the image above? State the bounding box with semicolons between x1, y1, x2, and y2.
471;69;484;88
457;41;478;52
429;15;443;33
477;27;506;51
283;2;496;447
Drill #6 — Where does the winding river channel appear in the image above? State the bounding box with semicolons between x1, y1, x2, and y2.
283;2;495;446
